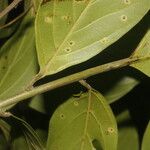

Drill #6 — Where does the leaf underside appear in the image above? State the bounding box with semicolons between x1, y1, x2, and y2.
130;29;150;77
0;13;37;108
35;0;149;76
47;90;118;150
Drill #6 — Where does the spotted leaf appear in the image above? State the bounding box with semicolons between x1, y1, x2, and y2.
46;90;118;150
35;0;150;77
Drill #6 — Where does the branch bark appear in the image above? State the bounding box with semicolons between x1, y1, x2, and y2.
0;0;23;19
0;56;143;110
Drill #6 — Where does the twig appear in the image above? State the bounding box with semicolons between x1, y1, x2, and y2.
0;56;145;110
0;111;12;118
0;6;31;30
0;0;23;19
79;80;92;90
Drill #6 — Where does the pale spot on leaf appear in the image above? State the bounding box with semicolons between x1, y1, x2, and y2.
44;16;53;23
61;16;67;20
100;37;109;44
74;101;79;106
60;113;65;119
65;47;71;53
124;0;131;5
61;15;70;20
107;127;115;134
121;15;128;22
69;41;75;46
61;15;72;25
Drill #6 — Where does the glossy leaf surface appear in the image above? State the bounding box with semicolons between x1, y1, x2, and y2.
35;0;149;76
47;90;118;150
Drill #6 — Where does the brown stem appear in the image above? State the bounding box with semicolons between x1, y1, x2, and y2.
0;0;23;19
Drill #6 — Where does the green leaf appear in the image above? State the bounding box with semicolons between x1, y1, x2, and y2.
11;115;44;150
0;134;8;150
0;13;37;108
46;90;118;150
35;0;149;76
117;110;139;150
105;76;138;103
29;95;46;114
0;119;11;141
130;29;150;77
118;126;139;150
12;136;31;150
36;129;47;147
0;24;19;39
142;121;150;150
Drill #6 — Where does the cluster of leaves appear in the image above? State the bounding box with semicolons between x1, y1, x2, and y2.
0;0;150;149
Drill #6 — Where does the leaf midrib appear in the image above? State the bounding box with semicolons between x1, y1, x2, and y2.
44;0;141;74
93;92;117;149
80;91;92;150
44;0;91;72
94;92;116;129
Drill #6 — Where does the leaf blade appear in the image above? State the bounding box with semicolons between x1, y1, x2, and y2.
130;29;150;77
142;121;150;150
35;0;150;76
11;115;44;150
0;12;37;109
105;76;138;103
46;90;118;150
0;119;11;141
117;110;139;150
